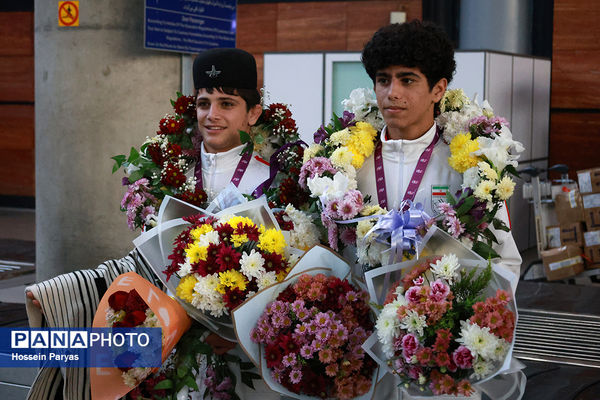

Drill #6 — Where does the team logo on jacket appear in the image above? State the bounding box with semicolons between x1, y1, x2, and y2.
431;185;449;211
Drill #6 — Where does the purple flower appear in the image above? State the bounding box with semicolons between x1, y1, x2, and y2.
437;201;456;217
300;344;313;359
445;215;465;238
282;353;297;368
313;125;328;144
215;377;232;392
339;111;357;128
315;328;330;342
314;312;331;327
340;227;357;246
122;177;130;186
289;369;302;384
327;221;339;251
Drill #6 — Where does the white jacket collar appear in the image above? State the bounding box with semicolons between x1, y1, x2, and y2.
380;123;438;162
200;143;245;167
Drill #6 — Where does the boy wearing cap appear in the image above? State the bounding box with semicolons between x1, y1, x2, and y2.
191;48;270;200
357;20;521;400
25;48;274;400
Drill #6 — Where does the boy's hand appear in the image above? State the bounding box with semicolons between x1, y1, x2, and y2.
26;291;42;310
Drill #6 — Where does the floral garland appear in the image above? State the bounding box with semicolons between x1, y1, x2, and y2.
112;92;206;231
300;111;379;251
435;89;524;258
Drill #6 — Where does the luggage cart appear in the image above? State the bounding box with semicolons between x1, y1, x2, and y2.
520;164;600;283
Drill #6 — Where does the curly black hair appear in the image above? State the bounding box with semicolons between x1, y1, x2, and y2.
361;20;456;90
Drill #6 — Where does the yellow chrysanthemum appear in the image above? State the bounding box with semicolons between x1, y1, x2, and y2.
474;180;496;203
448;132;480;173
227;216;256;230
330;147;354;170
496;176;515;200
218;269;247;291
478;161;498;181
329;128;351;146
276;266;290;282
440;89;469;113
356;220;376;243
360;205;386;216
176;275;198;303
190;224;213;240
231;234;249;247
348;122;377;157
185;242;208;263
258;228;287;254
347;148;365;169
303;144;324;163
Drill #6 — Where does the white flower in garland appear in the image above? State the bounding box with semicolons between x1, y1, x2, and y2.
284;204;320;250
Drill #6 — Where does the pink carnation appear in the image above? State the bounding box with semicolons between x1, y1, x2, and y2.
452;345;474;369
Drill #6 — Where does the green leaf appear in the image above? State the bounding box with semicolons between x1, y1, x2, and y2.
153;379;174;390
456;196;475;216
184;375;199;391
110;155;127;173
177;365;189;378
493;218;510;232
504;164;520;178
127;170;144;184
239;130;252;144
127;147;140;163
472;241;500;259
445;192;457;206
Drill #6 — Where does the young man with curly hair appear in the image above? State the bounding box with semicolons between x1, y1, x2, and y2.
357;20;521;400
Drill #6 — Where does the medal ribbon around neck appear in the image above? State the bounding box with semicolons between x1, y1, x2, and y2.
194;148;253;192
374;126;441;211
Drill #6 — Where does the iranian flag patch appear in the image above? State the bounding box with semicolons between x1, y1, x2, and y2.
431;185;450;210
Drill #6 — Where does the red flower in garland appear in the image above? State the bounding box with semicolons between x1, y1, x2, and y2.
215;223;234;244
161;162;186;188
173;95;196;118
125;289;148;313
164;142;183;160
234;222;260;242
159;116;185;135
146;142;164;166
176;188;207;207
274;211;294;231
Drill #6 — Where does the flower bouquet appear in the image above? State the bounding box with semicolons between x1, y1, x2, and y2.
435;89;524;258
112;92;207;231
91;272;191;400
233;245;380;399
133;193;300;341
301;112;379;251
362;254;520;398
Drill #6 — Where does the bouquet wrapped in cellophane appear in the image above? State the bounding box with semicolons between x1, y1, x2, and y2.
362;254;525;399
233;246;381;399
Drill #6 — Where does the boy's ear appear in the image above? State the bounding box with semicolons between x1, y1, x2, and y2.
248;104;262;126
431;78;448;103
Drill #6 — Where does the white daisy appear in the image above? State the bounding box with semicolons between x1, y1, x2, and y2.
430;253;460;283
400;309;427;337
240;249;266;279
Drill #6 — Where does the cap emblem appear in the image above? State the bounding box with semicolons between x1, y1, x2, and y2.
205;65;221;78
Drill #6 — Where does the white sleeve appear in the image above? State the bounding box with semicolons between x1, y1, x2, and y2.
490;203;522;292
